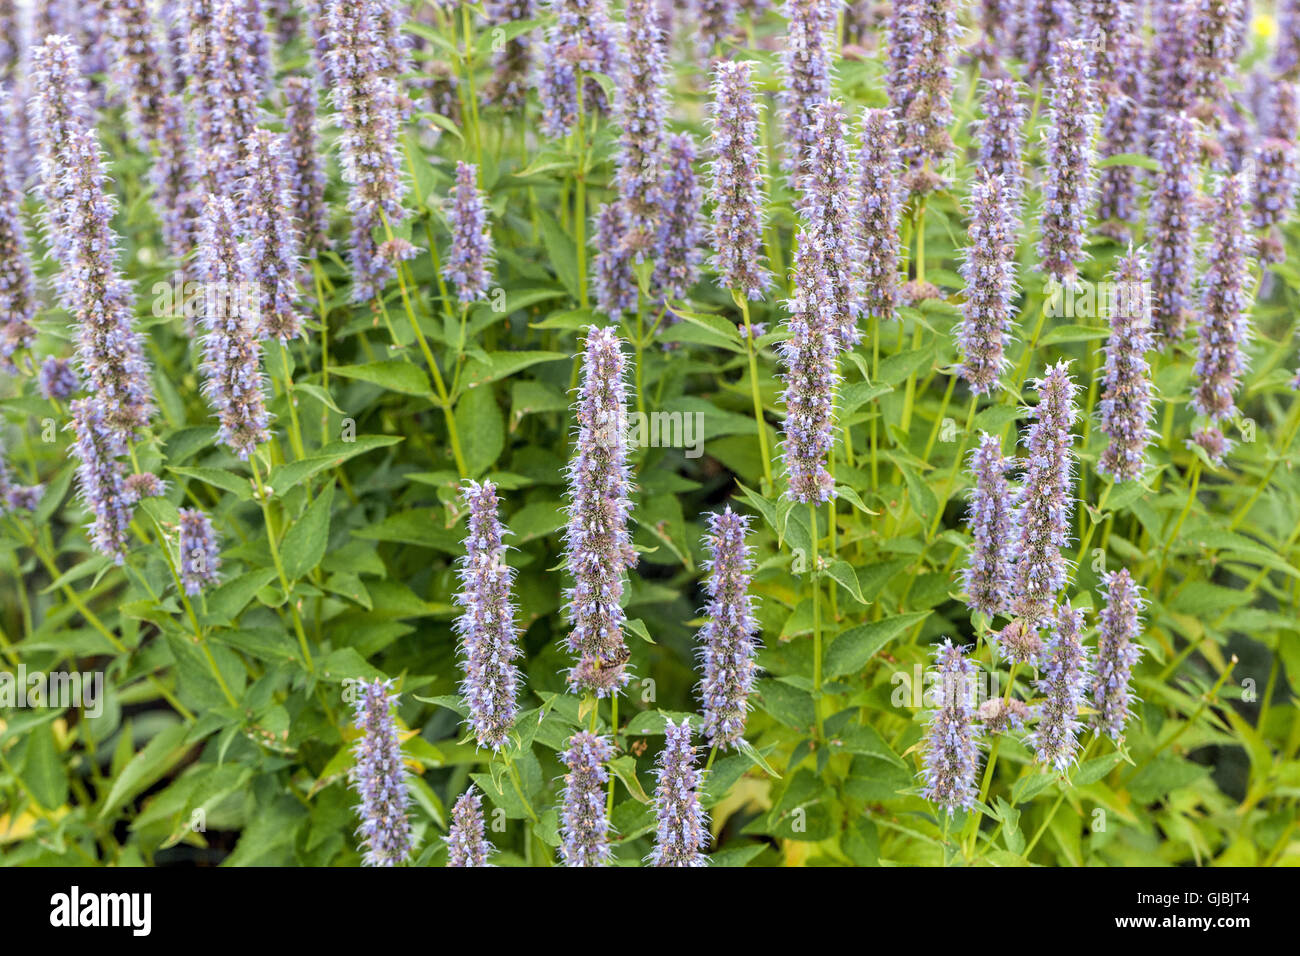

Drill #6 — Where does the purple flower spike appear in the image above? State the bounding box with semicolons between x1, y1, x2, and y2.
67;399;134;565
592;202;638;318
178;507;222;595
103;0;169;150
483;0;536;110
1250;84;1298;267
890;0;957;193
564;328;638;697
708;60;771;300
181;0;226;192
538;0;621;138
956;170;1017;395
196;194;271;459
856;108;905;322
1192;173;1252;427
149;95;200;261
696;0;738;57
1028;604;1091;774
697;507;761;750
920;640;982;816
207;0;264;189
649;719;709;866
1092;569;1143;744
444;162;495;304
323;0;407;302
974;71;1028;220
446;788;494;867
614;0;668;255
1016;0;1075;85
283;77;331;255
28;34;92;268
559;731;613;866
244;129;308;342
651;132;704;303
1277;0;1300;80
778;231;840;504
778;0;834;191
454;480;523;751
0;91;36;369
1190;0;1245;108
1010;361;1079;625
349;679;414;867
39;357;80;401
1148;112;1200;345
1097;249;1157;483
1095;33;1146;241
804;99;861;347
1038;38;1098;288
962;433;1017;619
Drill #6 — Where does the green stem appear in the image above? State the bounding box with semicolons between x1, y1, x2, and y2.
249;456;315;671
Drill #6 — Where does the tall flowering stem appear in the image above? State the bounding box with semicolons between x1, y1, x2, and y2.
283;77;331;256
592;202;637;318
974;72;1027;220
891;0;957;193
651;133;704;303
483;0;535;110
446;789;494;866
1093;569;1143;743
149;95;199;261
697;508;761;750
67;399;134;564
244;129;308;342
1148;112;1199;345
778;232;839;505
103;0;169;150
1010;361;1078;625
444;162;495;304
1191;173;1252;454
778;0;834;191
322;0;408;301
564;328;637;697
1016;0;1074;84
649;720;708;866
708;60;771;300
349;680;414;867
196;195;271;460
804;100;861;347
1095;33;1146;241
559;731;613;866
614;0;668;254
1029;605;1090;774
0;90;36;369
856;108;904;322
962;433;1016;619
920;640;982;816
1038;38;1097;288
956;170;1016;394
538;0;620;139
1097;249;1156;483
453;481;522;751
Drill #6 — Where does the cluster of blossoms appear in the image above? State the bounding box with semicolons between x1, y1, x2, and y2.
920;641;982;815
1096;249;1157;482
483;0;536;109
349;680;414;867
178;509;221;595
963;434;1017;619
612;0;668;255
443;162;496;304
445;788;494;867
537;0;620;138
1029;605;1091;773
856;108;904;321
956;170;1017;394
707;60;771;301
1148;112;1200;345
1095;32;1147;241
559;732;614;866
803;100;860;346
778;0;834;190
888;0;957;192
649;720;708;866
697;508;761;750
1038;38;1097;287
973;71;1027;220
651;133;704;302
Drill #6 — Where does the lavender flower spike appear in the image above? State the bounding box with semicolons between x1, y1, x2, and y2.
778;0;834;191
102;0;169;150
1010;361;1079;624
446;788;494;867
1097;248;1157;483
613;0;668;255
1016;0;1074;84
196;195;271;459
920;640;982;816
0;90;36;369
1148;112;1199;345
697;508;761;750
67;399;134;564
892;0;958;193
444;162;495;304
1191;173;1252;433
323;0;407;301
559;731;614;866
956;169;1017;394
244;129;309;341
28;34;90;264
804;99;861;347
1037;38;1098;288
454;480;523;750
962;433;1017;619
1095;32;1146;242
564;328;638;697
537;0;620;139
1092;569;1143;744
651;133;705;303
483;0;535;110
591;202;637;318
696;0;738;57
349;679;414;867
283;76;331;255
39;357;80;402
708;60;771;300
649;719;709;866
178;508;222;595
1028;604;1091;774
149;95;200;261
856;108;904;324
778;231;840;504
973;71;1028;221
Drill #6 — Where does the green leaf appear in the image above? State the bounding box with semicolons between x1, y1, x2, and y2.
461;350;569;388
824;611;930;679
454;383;504;476
168;466;253;501
99;722;194;821
331;361;433;396
21;722;69;810
824;560;868;605
608;755;651;803
282;481;335;580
